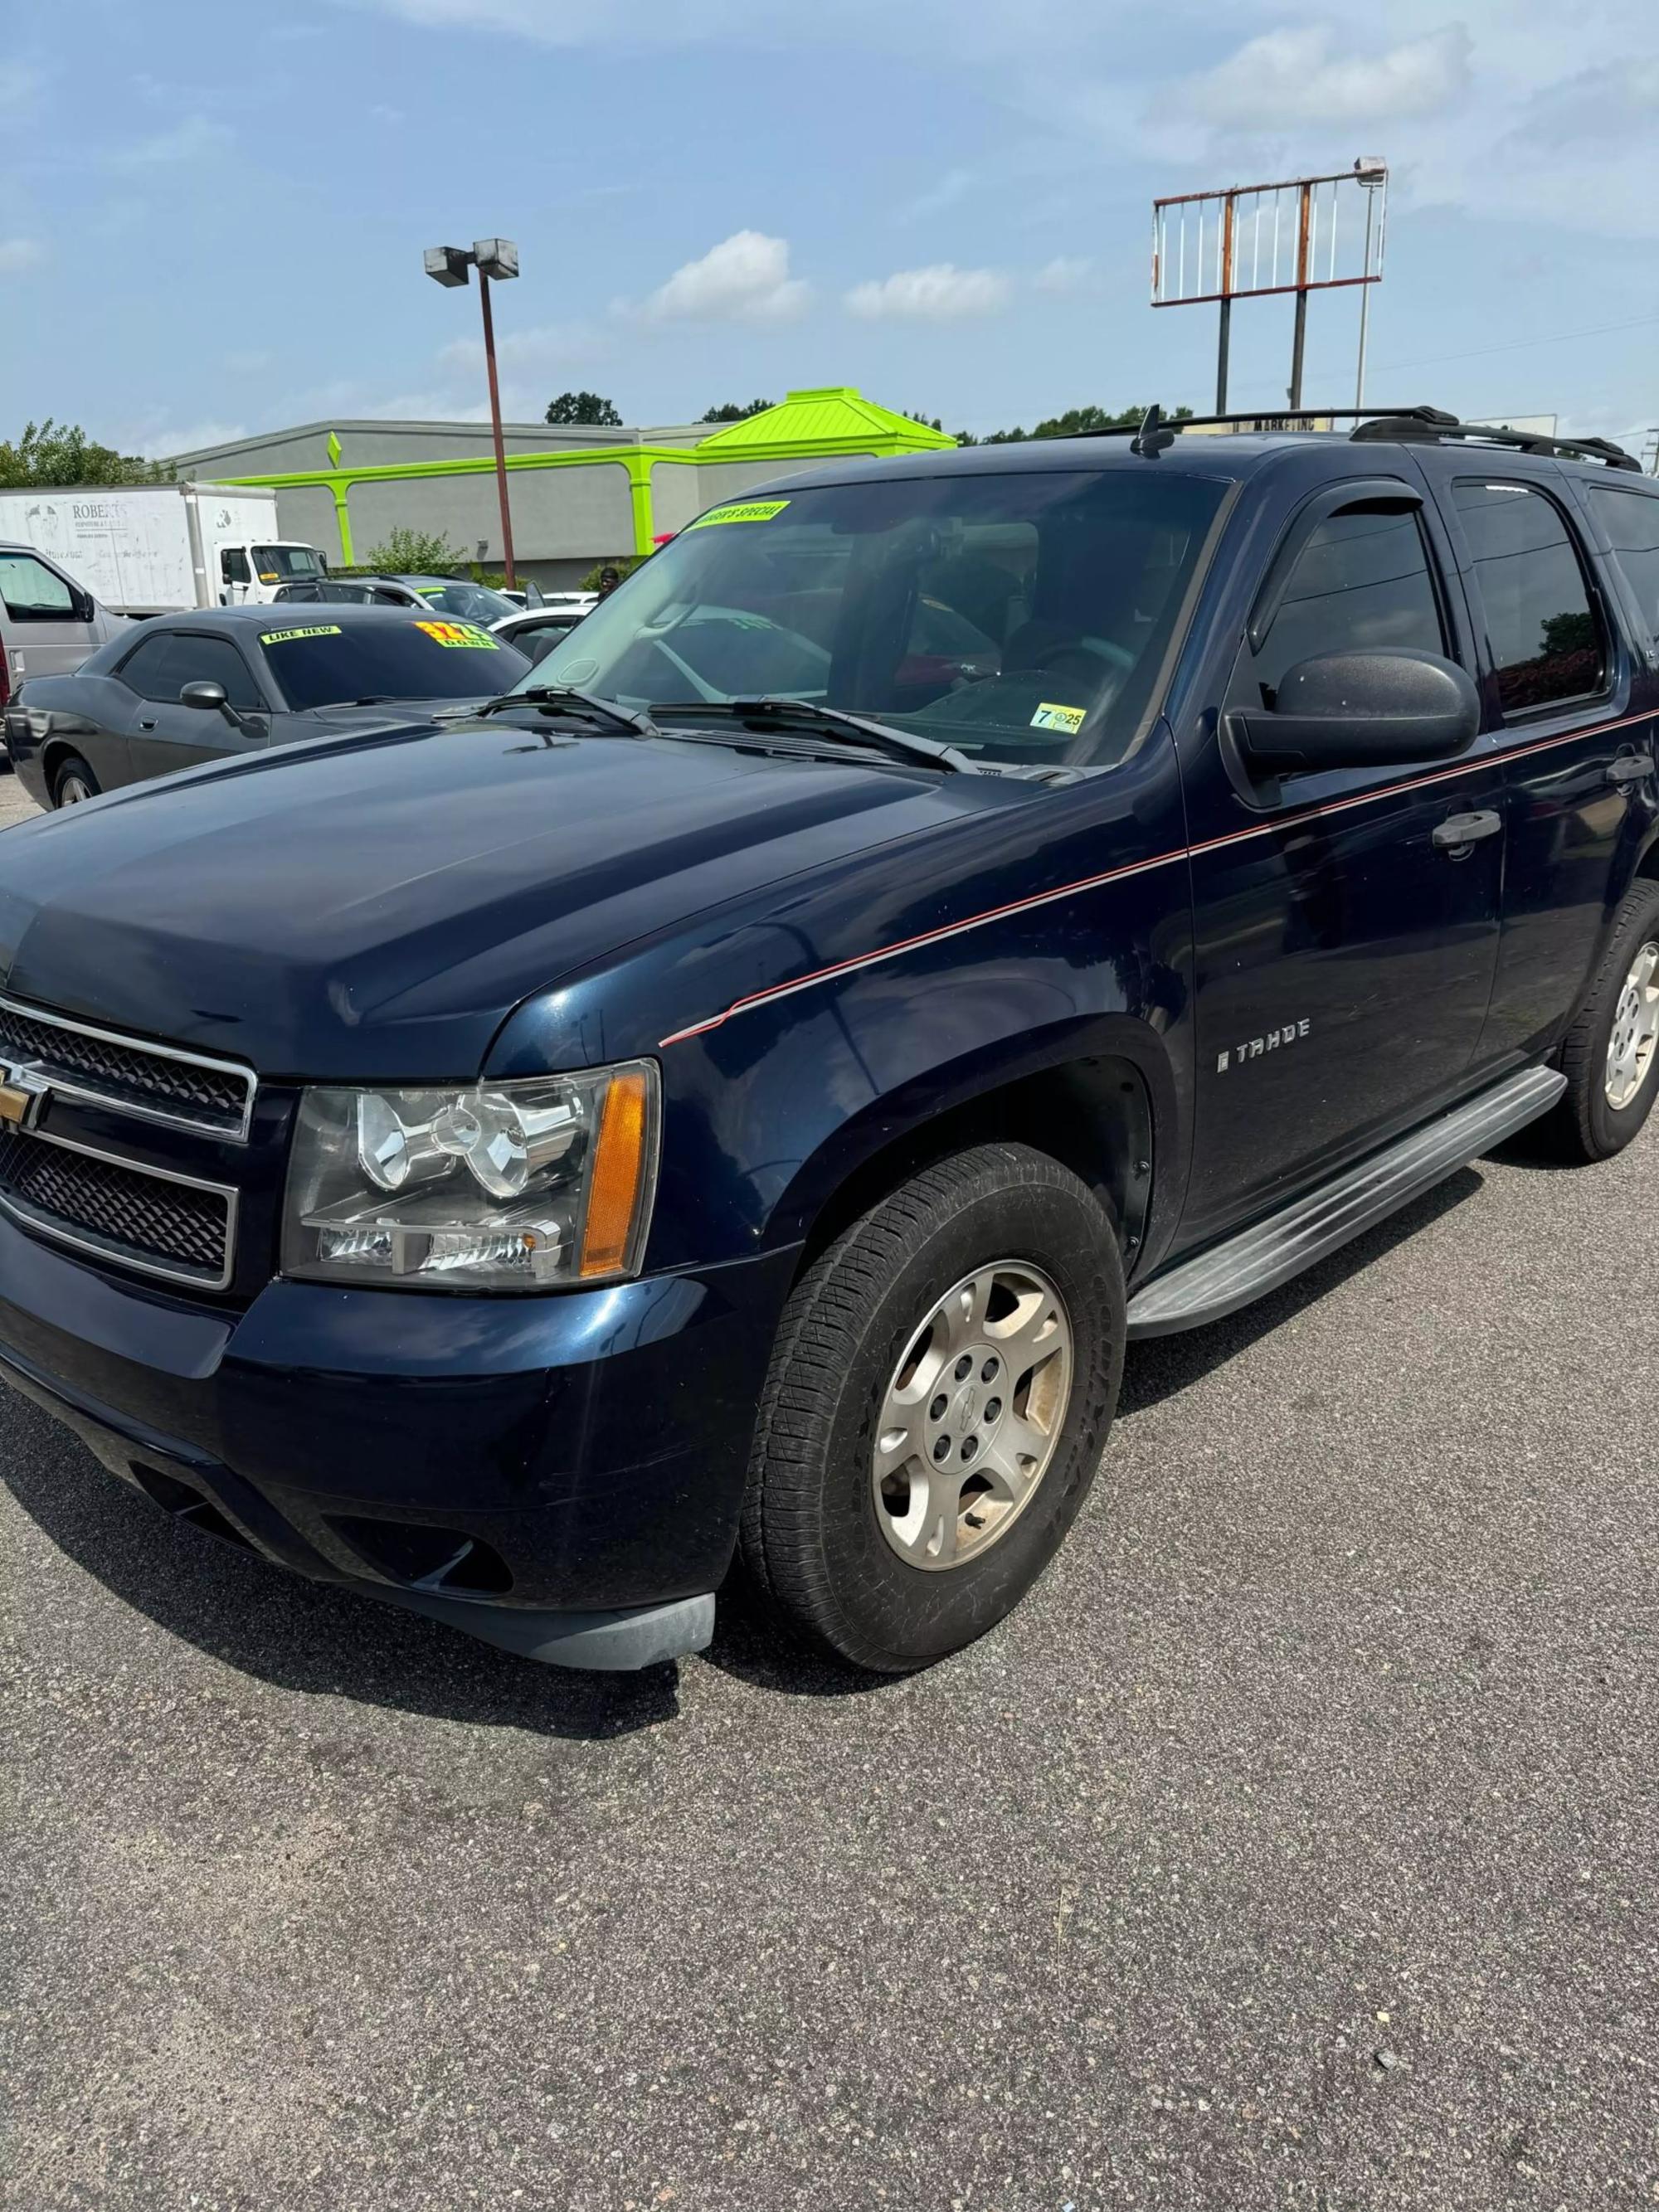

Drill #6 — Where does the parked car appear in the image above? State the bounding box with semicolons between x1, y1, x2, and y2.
275;572;528;630
0;542;128;730
0;411;1656;1678
4;605;530;805
491;602;592;664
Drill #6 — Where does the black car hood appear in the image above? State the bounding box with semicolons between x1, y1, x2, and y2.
0;718;1011;1079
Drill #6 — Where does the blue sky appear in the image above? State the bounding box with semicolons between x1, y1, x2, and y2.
3;0;1656;459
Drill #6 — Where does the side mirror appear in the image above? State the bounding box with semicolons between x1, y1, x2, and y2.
1227;649;1481;775
179;679;238;723
72;590;96;625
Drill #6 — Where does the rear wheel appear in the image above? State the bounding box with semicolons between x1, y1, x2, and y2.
741;1142;1124;1672
1544;880;1659;1161
52;755;99;808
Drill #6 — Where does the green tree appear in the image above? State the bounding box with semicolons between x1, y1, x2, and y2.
698;399;776;423
545;391;623;427
355;525;468;575
956;402;1194;447
0;419;172;488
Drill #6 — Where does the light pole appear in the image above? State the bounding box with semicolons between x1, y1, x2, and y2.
422;237;520;591
1352;157;1388;410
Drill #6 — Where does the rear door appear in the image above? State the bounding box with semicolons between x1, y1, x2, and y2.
1411;455;1649;1062
0;549;103;683
123;630;274;782
1177;472;1506;1249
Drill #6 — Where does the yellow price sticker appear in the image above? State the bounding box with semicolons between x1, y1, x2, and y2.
415;620;499;649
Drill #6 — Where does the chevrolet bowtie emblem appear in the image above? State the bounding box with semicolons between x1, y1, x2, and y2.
0;1061;50;1130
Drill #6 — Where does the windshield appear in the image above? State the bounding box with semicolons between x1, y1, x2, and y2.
259;619;529;707
253;545;324;581
514;468;1226;766
415;580;519;625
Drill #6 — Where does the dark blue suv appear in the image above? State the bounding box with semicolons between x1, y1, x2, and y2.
1;408;1656;1674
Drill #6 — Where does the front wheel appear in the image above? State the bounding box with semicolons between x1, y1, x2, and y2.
741;1143;1125;1672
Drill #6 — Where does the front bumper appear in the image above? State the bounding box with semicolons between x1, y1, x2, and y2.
0;1213;797;1667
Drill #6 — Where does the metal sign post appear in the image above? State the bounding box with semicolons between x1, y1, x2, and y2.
1152;162;1387;416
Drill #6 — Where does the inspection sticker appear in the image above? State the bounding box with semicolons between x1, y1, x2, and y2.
414;620;499;649
688;498;791;528
260;625;343;644
1031;701;1086;734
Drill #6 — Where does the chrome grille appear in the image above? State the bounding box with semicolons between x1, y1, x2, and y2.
0;1125;235;1288
0;994;254;1140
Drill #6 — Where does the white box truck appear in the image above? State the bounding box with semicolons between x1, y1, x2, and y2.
0;483;327;616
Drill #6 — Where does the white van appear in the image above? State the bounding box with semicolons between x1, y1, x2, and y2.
0;542;125;719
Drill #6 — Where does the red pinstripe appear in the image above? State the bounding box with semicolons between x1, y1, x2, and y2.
657;705;1658;1048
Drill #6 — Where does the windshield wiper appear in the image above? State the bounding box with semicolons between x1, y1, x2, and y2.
656;698;976;774
473;685;659;737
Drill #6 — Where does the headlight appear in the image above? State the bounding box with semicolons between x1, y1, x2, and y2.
281;1061;659;1291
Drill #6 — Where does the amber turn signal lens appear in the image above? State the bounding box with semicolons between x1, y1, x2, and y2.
579;1068;650;1277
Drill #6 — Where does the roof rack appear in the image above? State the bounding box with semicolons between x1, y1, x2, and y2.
1350;415;1642;470
1108;402;1642;472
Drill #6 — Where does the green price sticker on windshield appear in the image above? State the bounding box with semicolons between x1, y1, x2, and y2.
260;625;343;644
688;498;791;529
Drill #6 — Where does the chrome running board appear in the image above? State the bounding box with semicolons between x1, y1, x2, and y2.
1125;1065;1566;1339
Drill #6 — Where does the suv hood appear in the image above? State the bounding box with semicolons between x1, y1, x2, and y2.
0;718;1016;1079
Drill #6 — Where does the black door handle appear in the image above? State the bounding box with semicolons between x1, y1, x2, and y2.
1432;809;1501;853
138;717;158;731
1607;753;1655;787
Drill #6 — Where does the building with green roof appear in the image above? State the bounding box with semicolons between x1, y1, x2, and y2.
164;389;956;589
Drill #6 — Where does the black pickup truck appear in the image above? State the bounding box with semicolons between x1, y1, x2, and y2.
0;406;1655;1674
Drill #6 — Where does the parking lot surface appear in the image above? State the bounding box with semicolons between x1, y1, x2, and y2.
2;868;1655;2207
0;775;39;830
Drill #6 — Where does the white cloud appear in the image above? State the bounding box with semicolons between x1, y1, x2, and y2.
1032;255;1092;295
131;418;248;459
630;231;808;323
112;114;236;167
846;264;1010;320
0;238;44;275
1182;25;1472;129
437;323;597;379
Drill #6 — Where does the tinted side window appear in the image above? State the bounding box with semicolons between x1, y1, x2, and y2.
0;552;76;621
1588;484;1659;641
221;548;251;585
118;634;191;699
119;632;263;707
1452;480;1604;714
173;635;265;708
1243;504;1445;704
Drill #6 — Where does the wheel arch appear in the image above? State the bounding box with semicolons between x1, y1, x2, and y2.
774;1014;1180;1286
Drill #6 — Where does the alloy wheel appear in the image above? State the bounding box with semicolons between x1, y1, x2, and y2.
871;1261;1073;1571
1605;941;1659;1111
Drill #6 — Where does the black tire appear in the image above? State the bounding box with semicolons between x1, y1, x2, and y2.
51;754;100;809
741;1142;1125;1672
1544;880;1659;1162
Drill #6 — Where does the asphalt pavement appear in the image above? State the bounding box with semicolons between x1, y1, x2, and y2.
2;775;1655;2209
